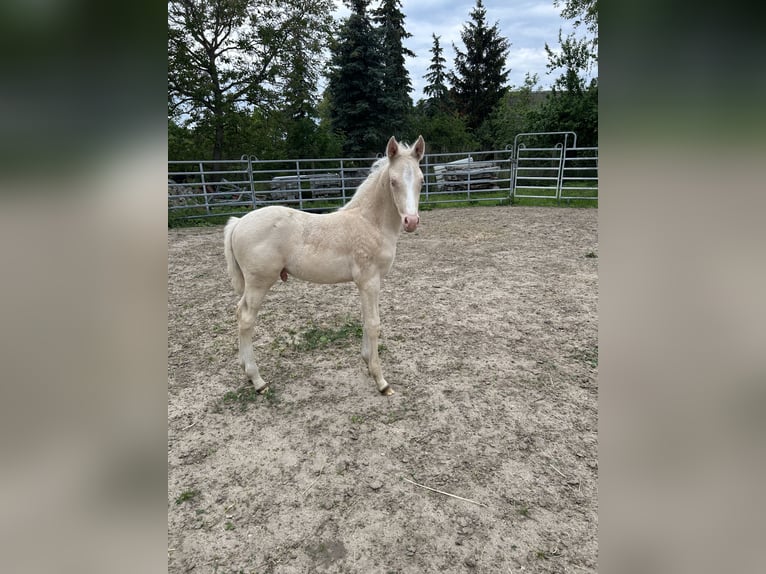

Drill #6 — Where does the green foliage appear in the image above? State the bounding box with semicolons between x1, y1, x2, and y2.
175;489;200;504
423;34;449;107
412;102;477;154
296;318;363;351
221;385;264;411
530;78;598;148
476;73;544;149
449;0;511;132
169;0;334;160
555;0;598;41
372;0;415;138
166;0;598;164
327;0;389;156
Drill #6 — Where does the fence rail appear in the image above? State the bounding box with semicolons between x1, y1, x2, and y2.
169;137;597;221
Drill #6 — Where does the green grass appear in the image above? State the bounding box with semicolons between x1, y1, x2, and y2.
168;186;597;226
295;317;363;351
168;205;251;227
175;489;200;505
221;386;263;410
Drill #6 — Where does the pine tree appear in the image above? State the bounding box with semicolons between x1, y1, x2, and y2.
372;0;415;138
423;33;449;109
280;0;334;158
327;0;388;156
449;0;511;131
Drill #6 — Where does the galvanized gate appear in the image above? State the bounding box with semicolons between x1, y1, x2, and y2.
510;131;598;204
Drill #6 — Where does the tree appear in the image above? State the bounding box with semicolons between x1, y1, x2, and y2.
449;0;511;132
168;0;332;161
531;31;598;146
327;0;389;156
554;0;598;40
412;101;477;154
423;34;449;110
372;0;415;137
278;1;335;157
477;73;543;149
529;0;599;147
169;0;275;162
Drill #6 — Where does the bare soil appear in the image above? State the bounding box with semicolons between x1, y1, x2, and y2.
168;206;598;573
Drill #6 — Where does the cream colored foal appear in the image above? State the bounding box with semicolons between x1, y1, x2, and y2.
224;135;425;395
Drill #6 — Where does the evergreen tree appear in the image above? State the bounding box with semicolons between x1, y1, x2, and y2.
372;0;415;137
327;0;389;156
423;33;449;110
279;0;335;157
449;0;511;131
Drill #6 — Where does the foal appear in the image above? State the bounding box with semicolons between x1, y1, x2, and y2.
224;135;425;395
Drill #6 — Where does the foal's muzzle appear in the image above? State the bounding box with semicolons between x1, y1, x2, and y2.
403;214;419;233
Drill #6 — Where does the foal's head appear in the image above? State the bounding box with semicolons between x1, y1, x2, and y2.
384;135;425;233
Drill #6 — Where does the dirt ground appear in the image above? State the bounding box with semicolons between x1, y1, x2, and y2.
168;205;598;573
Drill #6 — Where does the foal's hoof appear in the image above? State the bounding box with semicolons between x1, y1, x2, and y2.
380;385;395;396
249;378;269;393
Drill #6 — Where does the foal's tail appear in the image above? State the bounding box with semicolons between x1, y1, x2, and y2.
223;217;245;296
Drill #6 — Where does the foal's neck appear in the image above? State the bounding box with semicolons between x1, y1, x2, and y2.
348;166;401;235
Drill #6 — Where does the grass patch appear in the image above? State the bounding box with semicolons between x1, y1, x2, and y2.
296;317;363;351
175;489;200;505
168;192;597;227
573;347;598;368
221;386;263;411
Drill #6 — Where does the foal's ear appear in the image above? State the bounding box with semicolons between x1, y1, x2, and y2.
386;136;399;159
412;135;425;161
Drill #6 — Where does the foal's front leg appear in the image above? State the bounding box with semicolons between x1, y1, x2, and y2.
357;276;393;395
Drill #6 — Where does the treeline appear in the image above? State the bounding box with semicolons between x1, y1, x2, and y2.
168;0;597;161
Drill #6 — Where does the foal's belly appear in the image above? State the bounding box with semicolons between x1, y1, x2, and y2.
287;251;354;284
287;245;395;285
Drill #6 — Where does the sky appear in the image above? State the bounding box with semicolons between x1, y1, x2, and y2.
331;0;597;102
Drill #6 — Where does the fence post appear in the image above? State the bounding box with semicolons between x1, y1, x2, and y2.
555;143;565;206
295;160;303;210
340;159;346;205
467;166;472;201
507;148;515;205
199;162;210;215
243;155;257;210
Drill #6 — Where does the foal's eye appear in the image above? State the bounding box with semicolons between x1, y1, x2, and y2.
391;178;398;186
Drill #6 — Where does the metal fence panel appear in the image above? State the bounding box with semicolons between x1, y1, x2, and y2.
169;137;597;221
510;132;598;205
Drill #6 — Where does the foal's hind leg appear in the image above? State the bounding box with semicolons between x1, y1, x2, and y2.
236;281;273;391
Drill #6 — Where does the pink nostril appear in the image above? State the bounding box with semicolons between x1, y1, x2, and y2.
404;215;419;226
